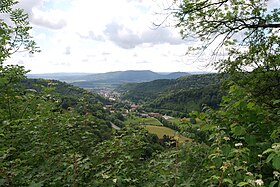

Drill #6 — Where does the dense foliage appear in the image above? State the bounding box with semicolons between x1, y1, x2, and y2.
21;79;110;116
1;0;279;186
168;0;280;186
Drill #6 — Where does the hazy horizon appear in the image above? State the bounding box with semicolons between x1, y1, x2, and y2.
26;69;211;75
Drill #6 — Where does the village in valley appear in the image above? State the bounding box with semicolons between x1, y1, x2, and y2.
101;88;170;119
98;88;195;143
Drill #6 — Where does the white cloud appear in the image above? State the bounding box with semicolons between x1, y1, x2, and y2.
16;0;67;30
104;21;184;49
5;0;215;73
31;8;67;29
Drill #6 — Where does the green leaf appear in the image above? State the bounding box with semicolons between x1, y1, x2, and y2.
0;179;6;186
221;144;231;156
237;182;249;186
233;100;241;107
211;175;220;180
0;27;6;35
200;113;206;120
245;135;256;146
201;124;214;131
223;178;233;184
267;153;276;162
271;129;280;140
231;126;246;136
273;100;280;105
263;148;273;154
247;102;255;109
222;95;231;102
272;156;280;170
28;182;43;187
269;181;278;187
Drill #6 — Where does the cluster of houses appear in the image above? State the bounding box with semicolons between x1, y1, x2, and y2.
98;89;172;119
130;104;173;120
96;88;120;102
104;103;173;120
139;113;173;119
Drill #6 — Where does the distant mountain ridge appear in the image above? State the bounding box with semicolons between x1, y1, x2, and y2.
82;70;190;82
27;70;192;88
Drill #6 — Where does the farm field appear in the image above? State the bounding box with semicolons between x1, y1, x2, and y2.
143;125;191;143
167;117;201;127
124;115;163;126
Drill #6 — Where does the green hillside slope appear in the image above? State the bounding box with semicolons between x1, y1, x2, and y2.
118;74;225;114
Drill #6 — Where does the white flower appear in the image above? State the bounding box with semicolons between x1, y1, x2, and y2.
26;89;37;93
272;143;280;149
223;137;230;141
246;172;253;176
273;171;280;178
101;173;109;179
113;179;117;183
48;82;58;86
235;143;243;147
2;121;9;125
255;179;264;186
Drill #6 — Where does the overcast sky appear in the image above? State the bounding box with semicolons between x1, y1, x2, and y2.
3;0;228;73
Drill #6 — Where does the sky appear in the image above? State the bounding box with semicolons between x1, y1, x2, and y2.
4;0;277;74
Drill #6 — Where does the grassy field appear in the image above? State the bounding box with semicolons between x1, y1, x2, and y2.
124;115;191;142
167;117;201;127
124;115;163;126
143;125;191;143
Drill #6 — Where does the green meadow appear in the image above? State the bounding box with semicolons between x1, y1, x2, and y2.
143;125;191;143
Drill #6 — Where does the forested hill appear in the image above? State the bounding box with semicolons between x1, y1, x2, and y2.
20;78;113;138
118;73;225;114
22;78;109;105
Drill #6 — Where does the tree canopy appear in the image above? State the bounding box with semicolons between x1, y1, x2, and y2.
162;0;279;72
173;0;280;49
0;0;39;64
162;0;280;106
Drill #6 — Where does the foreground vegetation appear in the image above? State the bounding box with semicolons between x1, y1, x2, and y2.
1;0;280;186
